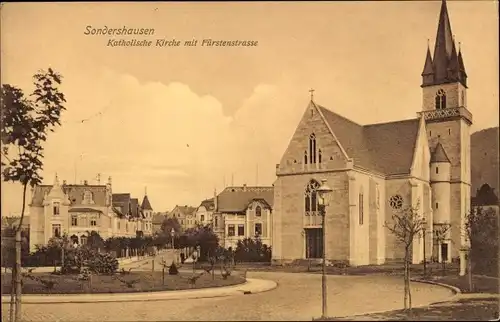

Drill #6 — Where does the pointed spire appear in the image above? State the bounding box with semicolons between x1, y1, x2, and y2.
53;173;60;186
141;194;153;210
447;39;459;78
458;43;468;80
422;44;434;76
433;0;455;82
431;142;451;163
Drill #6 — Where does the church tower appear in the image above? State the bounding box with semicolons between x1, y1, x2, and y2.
419;0;472;259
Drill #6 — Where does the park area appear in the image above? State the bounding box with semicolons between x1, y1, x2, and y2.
1;270;245;294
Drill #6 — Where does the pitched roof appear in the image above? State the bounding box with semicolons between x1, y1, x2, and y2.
152;213;167;225
431;142;451;163
171;205;197;217
317;104;419;176
112;193;131;217
141;195;153;210
30;184;108;207
216;186;274;213
199;198;215;211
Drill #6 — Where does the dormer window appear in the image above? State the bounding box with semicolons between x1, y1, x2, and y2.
53;202;60;216
83;190;94;205
435;89;447;110
256;206;262;217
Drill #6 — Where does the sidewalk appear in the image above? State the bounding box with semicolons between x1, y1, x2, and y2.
0;278;277;304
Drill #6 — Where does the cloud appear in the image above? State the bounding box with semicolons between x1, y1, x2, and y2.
3;67;305;212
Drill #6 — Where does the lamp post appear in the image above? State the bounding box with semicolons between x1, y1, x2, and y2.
170;228;176;263
192;249;198;273
317;179;333;319
422;218;427;277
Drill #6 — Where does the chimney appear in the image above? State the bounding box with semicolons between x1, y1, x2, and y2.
108;176;112;185
214;188;218;212
243;184;247;191
84;180;88;185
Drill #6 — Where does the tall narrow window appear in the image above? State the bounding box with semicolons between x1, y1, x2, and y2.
228;224;235;237
448;129;451;135
52;224;61;238
359;193;364;225
255;223;262;236
435;89;447;109
436;167;439;174
71;215;78;226
53;202;60;216
309;134;316;164
461;91;465;106
304;151;308;165
318;149;322;163
255;206;262;217
436;202;439;209
305;180;320;214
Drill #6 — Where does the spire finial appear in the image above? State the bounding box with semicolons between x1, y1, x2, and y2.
145;186;147;196
309;88;315;101
427;38;430;48
458;41;462;52
54;173;59;186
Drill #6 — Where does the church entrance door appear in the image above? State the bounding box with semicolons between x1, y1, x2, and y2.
305;228;323;259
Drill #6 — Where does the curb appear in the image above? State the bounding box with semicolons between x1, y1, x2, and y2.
320;278;458;320
0;278;277;304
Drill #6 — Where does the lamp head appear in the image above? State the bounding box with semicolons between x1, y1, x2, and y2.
317;179;333;205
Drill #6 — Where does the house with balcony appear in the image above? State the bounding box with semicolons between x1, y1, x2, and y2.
212;185;274;249
28;175;154;251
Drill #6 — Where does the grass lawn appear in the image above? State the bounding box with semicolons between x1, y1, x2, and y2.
1;270;245;294
421;274;499;294
314;298;500;321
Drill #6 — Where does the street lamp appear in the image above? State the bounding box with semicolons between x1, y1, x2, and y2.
170;228;176;263
316;179;333;319
422;218;427;276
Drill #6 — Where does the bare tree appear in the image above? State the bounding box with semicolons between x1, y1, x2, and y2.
433;223;451;276
384;201;426;313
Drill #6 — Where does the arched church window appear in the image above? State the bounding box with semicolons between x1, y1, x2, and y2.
435;89;447;110
389;195;404;210
309;134;316;164
305;179;321;214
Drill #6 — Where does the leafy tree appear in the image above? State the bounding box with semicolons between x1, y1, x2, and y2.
384;201;425;314
464;206;499;291
1;68;66;322
161;217;182;236
86;231;105;252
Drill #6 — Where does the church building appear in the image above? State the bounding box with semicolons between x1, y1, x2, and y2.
272;0;471;266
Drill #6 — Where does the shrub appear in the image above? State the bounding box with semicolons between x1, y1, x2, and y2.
87;252;119;275
169;261;178;275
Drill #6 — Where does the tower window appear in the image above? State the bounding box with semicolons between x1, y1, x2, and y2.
309;134;317;164
359;192;364;225
318;149;322;164
435;89;447;110
436;202;439;209
304;151;308;165
448;129;451;135
436;167;439;174
461;91;465;106
429;131;432;137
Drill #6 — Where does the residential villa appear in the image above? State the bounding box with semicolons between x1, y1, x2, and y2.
194;197;215;227
169;205;197;231
28;175;154;251
212;185;274;249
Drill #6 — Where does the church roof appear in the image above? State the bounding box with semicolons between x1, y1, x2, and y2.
431;142;451;163
317;104;420;176
216;186;274;213
141;195;153;210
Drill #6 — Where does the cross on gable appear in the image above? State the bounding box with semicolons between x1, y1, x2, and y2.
309;88;315;101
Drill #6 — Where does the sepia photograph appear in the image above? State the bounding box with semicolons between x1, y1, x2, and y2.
0;1;498;321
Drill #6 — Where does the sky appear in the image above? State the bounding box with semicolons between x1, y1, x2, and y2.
1;1;498;215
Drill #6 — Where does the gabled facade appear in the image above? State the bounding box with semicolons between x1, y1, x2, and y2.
28;175;154;251
169;205;197;230
194;197;215;227
272;0;471;266
212;185;274;249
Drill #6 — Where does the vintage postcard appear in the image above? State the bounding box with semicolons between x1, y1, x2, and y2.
1;1;498;321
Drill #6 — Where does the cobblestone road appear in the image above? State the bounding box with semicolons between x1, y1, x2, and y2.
2;271;454;321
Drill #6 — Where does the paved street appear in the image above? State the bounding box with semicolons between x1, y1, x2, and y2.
1;270;454;321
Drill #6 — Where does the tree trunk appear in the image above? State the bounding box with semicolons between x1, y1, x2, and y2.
407;256;412;312
9;253;15;322
403;253;408;310
468;250;473;292
14;183;28;322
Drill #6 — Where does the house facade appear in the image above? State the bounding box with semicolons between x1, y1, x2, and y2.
28;175;154;251
194;197;215;227
169;205;197;231
212;185;274;249
272;0;471;266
